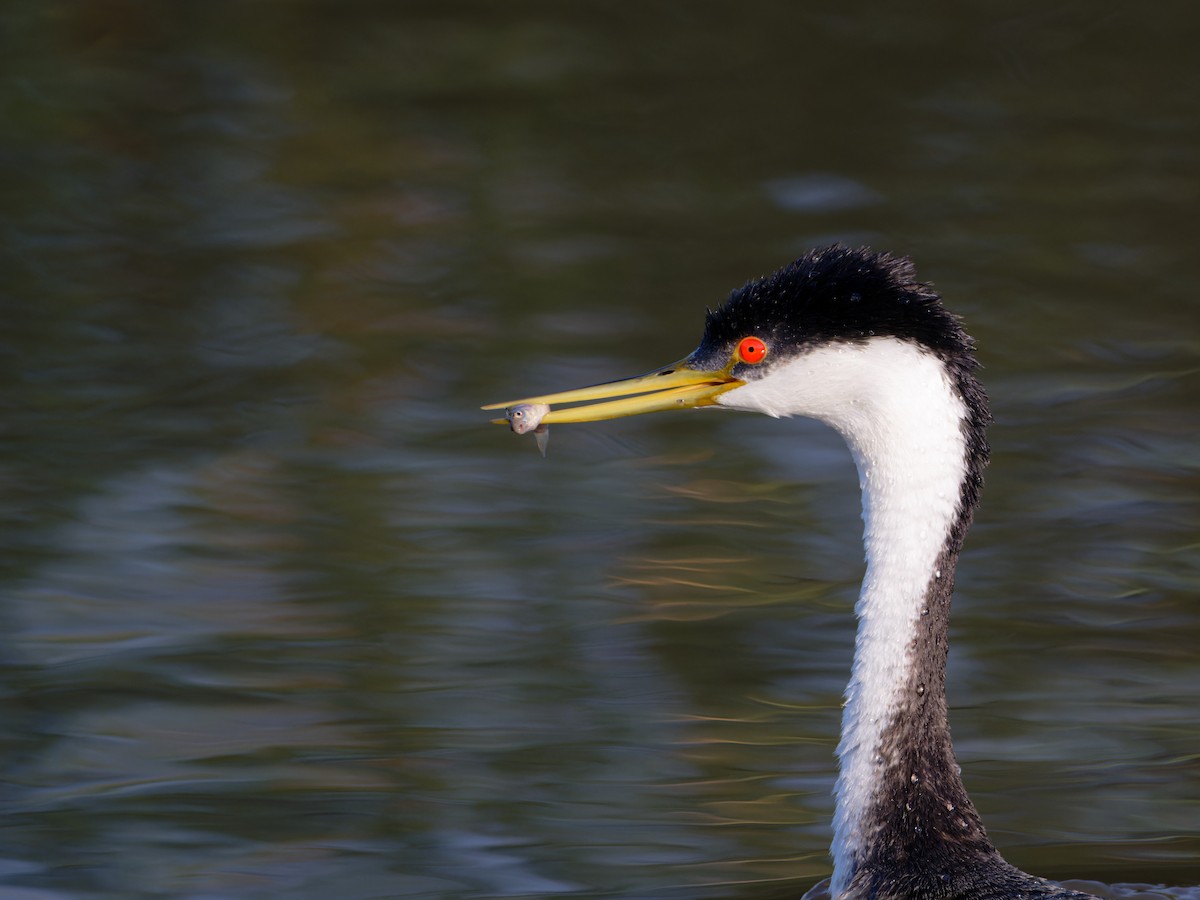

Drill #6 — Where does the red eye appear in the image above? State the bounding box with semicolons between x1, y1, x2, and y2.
737;336;767;365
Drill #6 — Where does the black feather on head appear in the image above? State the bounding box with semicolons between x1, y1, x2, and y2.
692;245;975;373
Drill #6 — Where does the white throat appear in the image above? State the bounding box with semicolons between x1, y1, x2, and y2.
718;338;971;895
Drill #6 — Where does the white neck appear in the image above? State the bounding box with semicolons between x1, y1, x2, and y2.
718;338;971;895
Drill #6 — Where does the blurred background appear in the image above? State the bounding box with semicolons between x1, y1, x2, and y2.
1;2;1197;897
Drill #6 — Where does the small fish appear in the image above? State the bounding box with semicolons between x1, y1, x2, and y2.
506;403;551;457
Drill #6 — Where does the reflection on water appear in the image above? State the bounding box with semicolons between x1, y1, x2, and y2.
2;1;1198;897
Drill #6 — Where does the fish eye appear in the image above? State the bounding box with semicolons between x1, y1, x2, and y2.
736;336;767;365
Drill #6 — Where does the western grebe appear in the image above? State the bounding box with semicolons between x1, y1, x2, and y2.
484;246;1098;899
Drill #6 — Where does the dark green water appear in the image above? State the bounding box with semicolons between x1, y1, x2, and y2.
2;3;1197;897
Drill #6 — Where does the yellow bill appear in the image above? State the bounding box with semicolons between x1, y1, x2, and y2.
483;359;743;424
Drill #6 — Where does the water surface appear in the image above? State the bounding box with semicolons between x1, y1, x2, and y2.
1;2;1197;897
